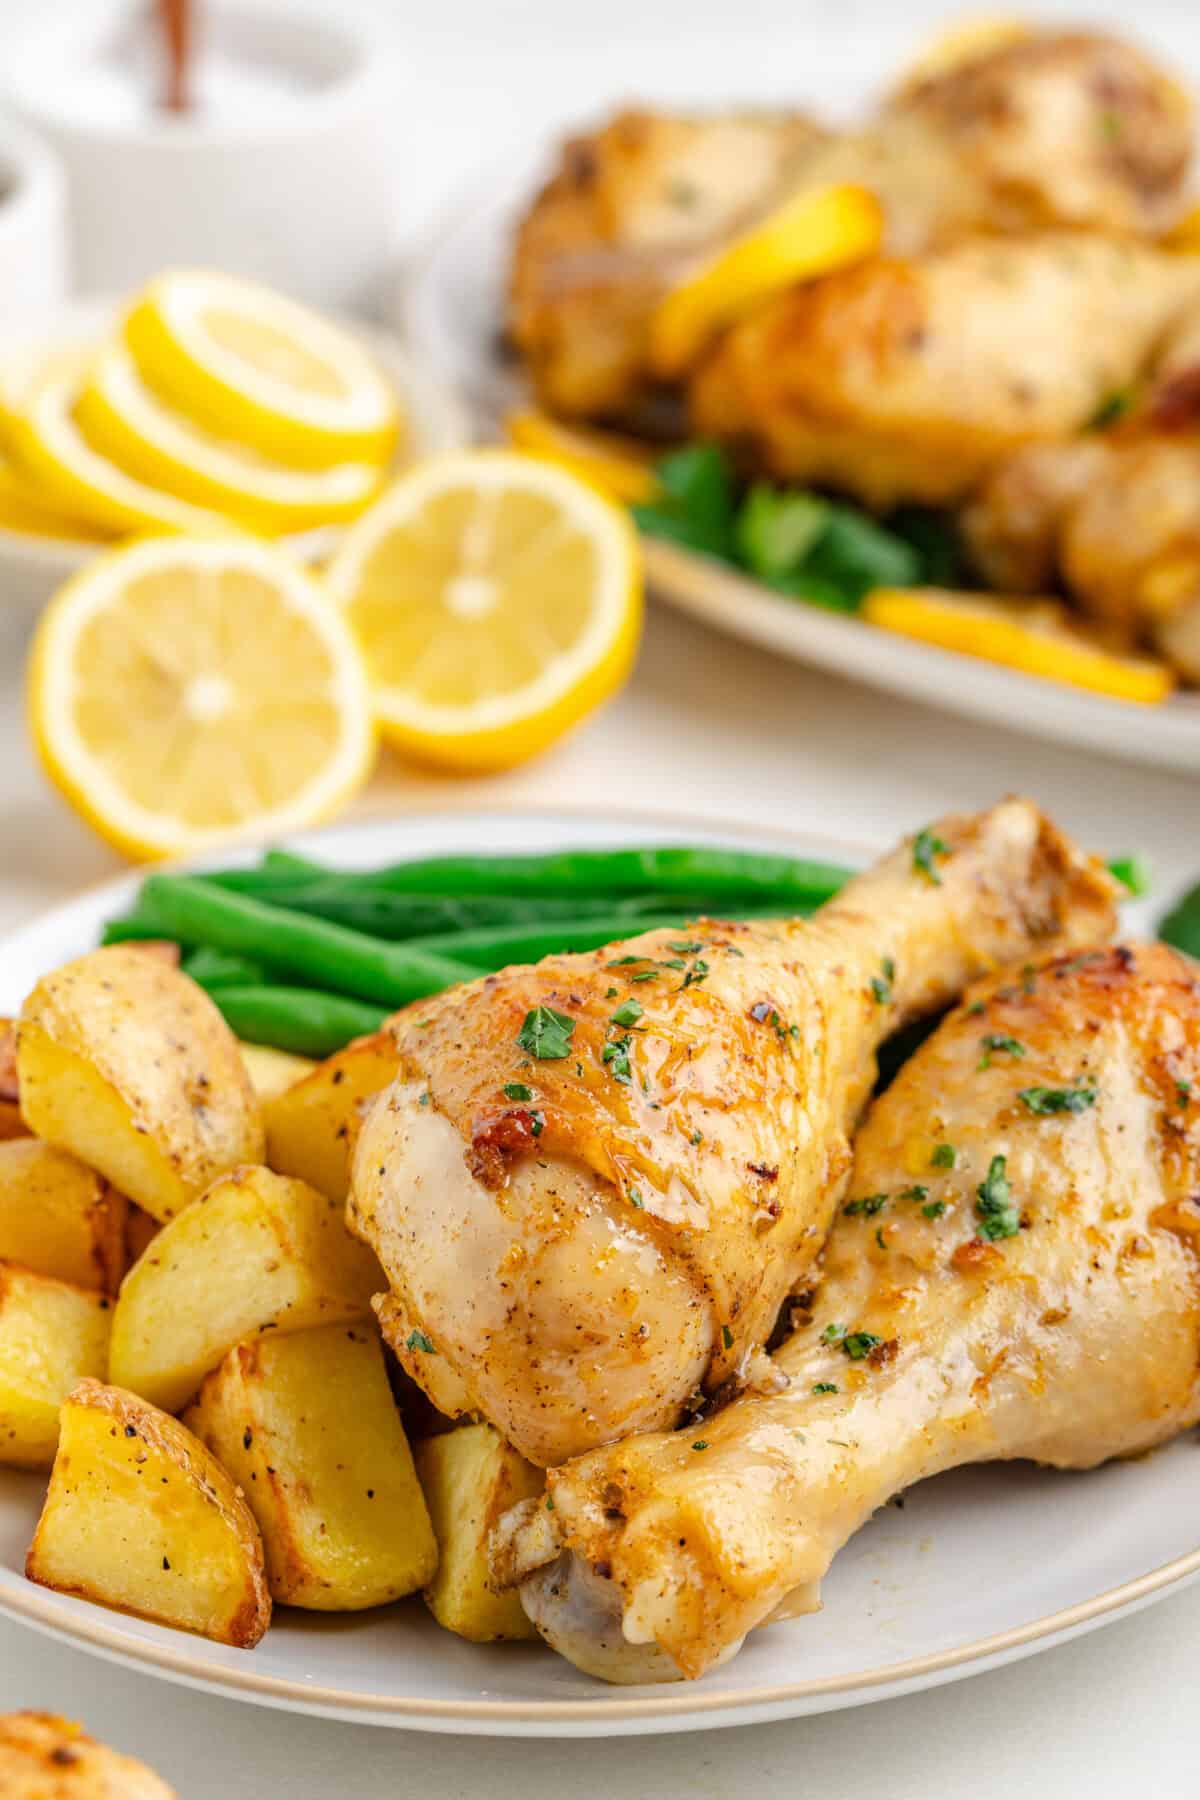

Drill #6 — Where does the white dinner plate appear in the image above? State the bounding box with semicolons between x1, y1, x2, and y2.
0;807;1191;1738
400;145;1200;774
0;299;470;618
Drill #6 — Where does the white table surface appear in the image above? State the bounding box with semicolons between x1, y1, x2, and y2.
2;0;1200;1786
0;597;1198;1792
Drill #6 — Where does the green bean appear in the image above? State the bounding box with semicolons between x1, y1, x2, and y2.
198;985;390;1058
139;875;477;1007
204;846;852;905
181;946;267;988
419;905;806;970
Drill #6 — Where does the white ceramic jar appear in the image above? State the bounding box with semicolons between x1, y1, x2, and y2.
5;0;400;313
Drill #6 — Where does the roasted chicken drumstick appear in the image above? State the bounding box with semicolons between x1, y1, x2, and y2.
499;940;1200;1681
350;801;1114;1468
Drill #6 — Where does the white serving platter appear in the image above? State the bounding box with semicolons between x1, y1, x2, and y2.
0;807;1192;1739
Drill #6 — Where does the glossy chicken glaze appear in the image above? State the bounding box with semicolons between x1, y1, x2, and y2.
349;801;1115;1467
691;236;1200;508
500;942;1200;1680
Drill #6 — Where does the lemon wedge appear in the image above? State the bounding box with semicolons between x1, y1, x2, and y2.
327;451;643;771
649;183;884;379
124;271;401;469
29;535;377;860
506;410;662;505
863;587;1174;705
76;343;386;536
8;354;232;539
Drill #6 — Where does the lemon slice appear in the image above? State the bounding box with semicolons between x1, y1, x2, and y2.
506;410;662;505
29;535;377;860
0;459;110;543
863;587;1174;705
76;343;385;536
649;183;884;379
124;271;401;469
9;354;232;538
327;450;643;771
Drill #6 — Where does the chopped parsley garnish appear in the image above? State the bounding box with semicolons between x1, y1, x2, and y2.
691;1130;703;1146
812;1381;838;1395
931;1143;957;1168
691;1440;709;1452
845;1192;888;1217
628;1187;644;1209
821;1323;845;1344
1107;852;1149;896
503;1082;533;1103
722;1324;734;1350
913;828;949;885
898;1185;928;1203
681;959;710;990
603;1035;633;1083
1019;1083;1097;1116
608;955;644;966
605;986;618;1000
978;1033;1026;1070
631;970;658;983
517;1005;575;1060
875;1227;887;1251
406;1329;436;1354
870;957;896;1005
841;1331;882;1360
975;1154;1020;1241
530;1112;545;1137
669;940;704;955
922;1200;946;1220
610;998;644;1028
1178;1081;1192;1110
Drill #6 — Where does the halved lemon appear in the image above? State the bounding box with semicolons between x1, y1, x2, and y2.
506;410;662;505
863;587;1174;705
8;354;232;538
649;183;884;379
326;451;643;771
77;343;386;536
124;270;401;469
29;535;377;860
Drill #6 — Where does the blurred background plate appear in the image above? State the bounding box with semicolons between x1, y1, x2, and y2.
401;161;1200;773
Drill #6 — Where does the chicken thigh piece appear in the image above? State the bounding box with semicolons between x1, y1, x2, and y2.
501;940;1200;1681
350;801;1115;1469
690;235;1200;507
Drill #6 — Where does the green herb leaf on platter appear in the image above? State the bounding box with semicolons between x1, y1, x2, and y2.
735;484;830;583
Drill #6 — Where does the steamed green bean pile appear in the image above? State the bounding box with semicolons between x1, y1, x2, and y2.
100;846;855;1056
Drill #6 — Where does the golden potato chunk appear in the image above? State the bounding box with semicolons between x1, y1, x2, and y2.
18;946;264;1222
26;1380;270;1647
0;1138;126;1293
0;1264;111;1468
108;1164;382;1412
238;1042;316;1104
0;1711;177;1797
263;1030;400;1201
414;1424;542;1642
185;1321;436;1609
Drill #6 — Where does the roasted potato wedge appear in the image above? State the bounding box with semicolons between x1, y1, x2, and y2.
263;1030;400;1201
0;1712;177;1798
239;1041;316;1104
0;1264;111;1468
185;1321;436;1609
414;1424;542;1642
109;1164;383;1412
0;1138;126;1293
26;1380;271;1647
17;946;264;1222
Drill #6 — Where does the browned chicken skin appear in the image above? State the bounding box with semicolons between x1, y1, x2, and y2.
507;29;1194;425
350;801;1115;1469
501;940;1200;1681
691;235;1200;507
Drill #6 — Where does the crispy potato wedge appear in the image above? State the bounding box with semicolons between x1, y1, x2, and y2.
0;1138;126;1293
263;1030;400;1202
0;1712;177;1797
26;1380;270;1647
17;946;264;1223
414;1424;543;1642
185;1321;436;1609
109;1164;383;1412
239;1041;316;1104
0;1264;111;1468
